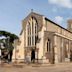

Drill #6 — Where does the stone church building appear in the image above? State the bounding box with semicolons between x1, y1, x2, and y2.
12;12;72;64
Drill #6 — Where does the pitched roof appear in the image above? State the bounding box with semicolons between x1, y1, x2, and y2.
45;17;72;33
22;11;72;34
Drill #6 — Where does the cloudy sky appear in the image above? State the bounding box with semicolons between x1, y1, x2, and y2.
0;0;72;35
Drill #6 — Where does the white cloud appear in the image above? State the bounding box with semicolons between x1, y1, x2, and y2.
48;0;72;8
54;16;63;24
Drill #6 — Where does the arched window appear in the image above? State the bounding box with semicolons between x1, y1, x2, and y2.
35;22;38;35
27;22;31;36
34;18;38;46
26;17;38;46
47;39;51;52
26;22;31;46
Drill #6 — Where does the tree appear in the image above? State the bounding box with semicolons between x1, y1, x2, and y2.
0;30;18;62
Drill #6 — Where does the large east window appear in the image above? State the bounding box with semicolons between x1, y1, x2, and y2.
26;17;38;46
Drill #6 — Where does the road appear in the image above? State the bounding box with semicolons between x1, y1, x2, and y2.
0;62;72;72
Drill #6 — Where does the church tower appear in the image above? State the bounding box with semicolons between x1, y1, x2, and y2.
67;19;72;32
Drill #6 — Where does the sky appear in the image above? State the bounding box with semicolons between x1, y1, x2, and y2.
0;0;72;36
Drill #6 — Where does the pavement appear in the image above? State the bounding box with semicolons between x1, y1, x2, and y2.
0;62;72;72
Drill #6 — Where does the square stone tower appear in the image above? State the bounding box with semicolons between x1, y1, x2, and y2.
67;19;72;32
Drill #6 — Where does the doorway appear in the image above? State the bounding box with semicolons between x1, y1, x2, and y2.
31;49;35;63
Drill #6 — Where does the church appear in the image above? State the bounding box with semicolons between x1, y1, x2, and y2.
12;12;72;64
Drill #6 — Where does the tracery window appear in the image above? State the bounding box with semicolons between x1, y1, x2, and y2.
26;17;38;46
27;23;31;46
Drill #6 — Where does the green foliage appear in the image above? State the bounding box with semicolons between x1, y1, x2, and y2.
0;30;18;51
0;30;18;42
0;30;18;62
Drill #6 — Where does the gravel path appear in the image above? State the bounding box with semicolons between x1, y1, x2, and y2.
0;62;72;72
